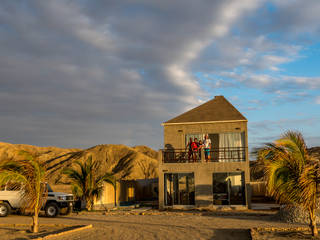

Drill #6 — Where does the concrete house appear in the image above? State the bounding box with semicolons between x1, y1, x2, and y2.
158;96;250;209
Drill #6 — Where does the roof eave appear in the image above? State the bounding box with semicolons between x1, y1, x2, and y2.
161;119;248;126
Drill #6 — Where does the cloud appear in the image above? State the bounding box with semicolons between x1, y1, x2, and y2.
248;117;320;149
0;0;319;149
194;0;320;97
0;0;263;148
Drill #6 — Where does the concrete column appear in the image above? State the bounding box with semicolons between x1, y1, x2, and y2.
158;150;164;209
201;148;205;163
158;150;163;165
195;168;213;207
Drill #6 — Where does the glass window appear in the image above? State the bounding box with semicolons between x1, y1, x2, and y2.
218;133;245;162
47;184;54;192
164;173;195;206
128;184;135;201
185;132;245;162
213;172;246;205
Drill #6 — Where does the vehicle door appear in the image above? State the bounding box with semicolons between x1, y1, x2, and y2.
5;183;24;208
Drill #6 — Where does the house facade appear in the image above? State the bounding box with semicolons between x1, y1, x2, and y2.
158;96;250;209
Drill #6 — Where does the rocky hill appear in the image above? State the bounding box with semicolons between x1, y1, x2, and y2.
0;142;159;190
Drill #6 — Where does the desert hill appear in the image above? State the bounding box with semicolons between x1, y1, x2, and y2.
0;142;159;190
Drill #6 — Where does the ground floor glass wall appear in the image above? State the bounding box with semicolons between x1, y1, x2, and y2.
212;172;246;205
164;173;195;206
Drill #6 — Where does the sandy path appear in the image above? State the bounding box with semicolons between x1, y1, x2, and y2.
1;212;305;240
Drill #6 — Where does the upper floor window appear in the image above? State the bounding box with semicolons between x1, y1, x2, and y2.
185;132;245;149
185;132;245;162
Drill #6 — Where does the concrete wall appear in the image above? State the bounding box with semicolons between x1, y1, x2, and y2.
95;182;120;209
95;181;137;208
163;121;247;149
159;121;250;209
95;179;159;209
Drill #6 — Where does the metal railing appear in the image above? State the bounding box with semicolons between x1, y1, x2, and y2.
206;147;246;162
162;147;246;163
162;149;201;163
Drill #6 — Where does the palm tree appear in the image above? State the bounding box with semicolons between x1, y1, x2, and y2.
63;152;135;210
63;156;115;210
256;131;320;236
0;151;47;233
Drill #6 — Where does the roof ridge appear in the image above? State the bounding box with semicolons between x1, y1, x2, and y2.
164;95;246;124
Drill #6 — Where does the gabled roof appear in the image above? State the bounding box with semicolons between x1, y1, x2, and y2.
163;96;247;125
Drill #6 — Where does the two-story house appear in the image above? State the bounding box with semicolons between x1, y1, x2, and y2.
158;96;250;209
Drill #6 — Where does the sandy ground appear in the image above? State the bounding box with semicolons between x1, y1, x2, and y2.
0;224;85;240
0;210;308;240
254;230;320;240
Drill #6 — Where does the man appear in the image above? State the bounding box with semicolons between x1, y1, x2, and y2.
203;134;211;161
186;137;194;161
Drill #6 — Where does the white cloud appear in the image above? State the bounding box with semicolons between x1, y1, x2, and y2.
0;0;265;148
1;0;319;149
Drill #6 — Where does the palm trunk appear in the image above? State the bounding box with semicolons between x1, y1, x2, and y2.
114;179;117;208
90;197;94;211
308;207;318;236
114;185;117;207
32;209;39;233
86;197;92;211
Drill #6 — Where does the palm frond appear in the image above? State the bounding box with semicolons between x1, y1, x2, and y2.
256;130;320;212
62;155;117;209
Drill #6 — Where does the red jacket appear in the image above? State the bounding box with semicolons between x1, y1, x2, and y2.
191;142;198;151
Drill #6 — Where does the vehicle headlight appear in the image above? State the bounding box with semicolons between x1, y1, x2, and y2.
57;196;66;201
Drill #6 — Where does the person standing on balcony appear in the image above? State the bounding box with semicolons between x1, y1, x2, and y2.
198;139;203;160
186;137;194;161
204;134;211;162
192;138;199;162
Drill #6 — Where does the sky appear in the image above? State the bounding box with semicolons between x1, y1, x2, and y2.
0;0;320;151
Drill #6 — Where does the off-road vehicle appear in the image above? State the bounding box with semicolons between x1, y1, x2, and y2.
0;183;73;217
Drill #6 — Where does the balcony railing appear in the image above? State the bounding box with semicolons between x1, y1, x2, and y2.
162;147;246;163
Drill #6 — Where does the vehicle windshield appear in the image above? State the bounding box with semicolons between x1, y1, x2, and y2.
47;184;53;192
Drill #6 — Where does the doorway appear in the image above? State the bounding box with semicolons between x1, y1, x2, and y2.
164;173;195;206
212;172;246;205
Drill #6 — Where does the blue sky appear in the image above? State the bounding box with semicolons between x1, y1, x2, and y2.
0;0;319;151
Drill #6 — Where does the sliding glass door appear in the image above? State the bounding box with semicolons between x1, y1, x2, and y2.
185;132;246;162
164;173;195;206
212;172;245;205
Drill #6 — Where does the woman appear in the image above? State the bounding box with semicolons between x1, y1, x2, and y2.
203;134;211;161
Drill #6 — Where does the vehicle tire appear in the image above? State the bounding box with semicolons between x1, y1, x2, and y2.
45;202;59;217
60;206;72;215
0;202;11;217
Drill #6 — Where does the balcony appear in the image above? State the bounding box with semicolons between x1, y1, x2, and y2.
161;147;246;163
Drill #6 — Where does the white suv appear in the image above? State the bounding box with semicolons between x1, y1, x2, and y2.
0;183;73;217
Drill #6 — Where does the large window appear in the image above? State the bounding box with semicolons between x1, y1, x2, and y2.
185;132;245;162
164;173;195;206
212;172;246;205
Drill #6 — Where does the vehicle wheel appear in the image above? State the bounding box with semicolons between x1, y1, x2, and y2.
60;206;72;215
0;202;11;217
45;202;59;217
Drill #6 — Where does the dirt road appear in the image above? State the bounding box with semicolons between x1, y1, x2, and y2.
0;211;305;240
